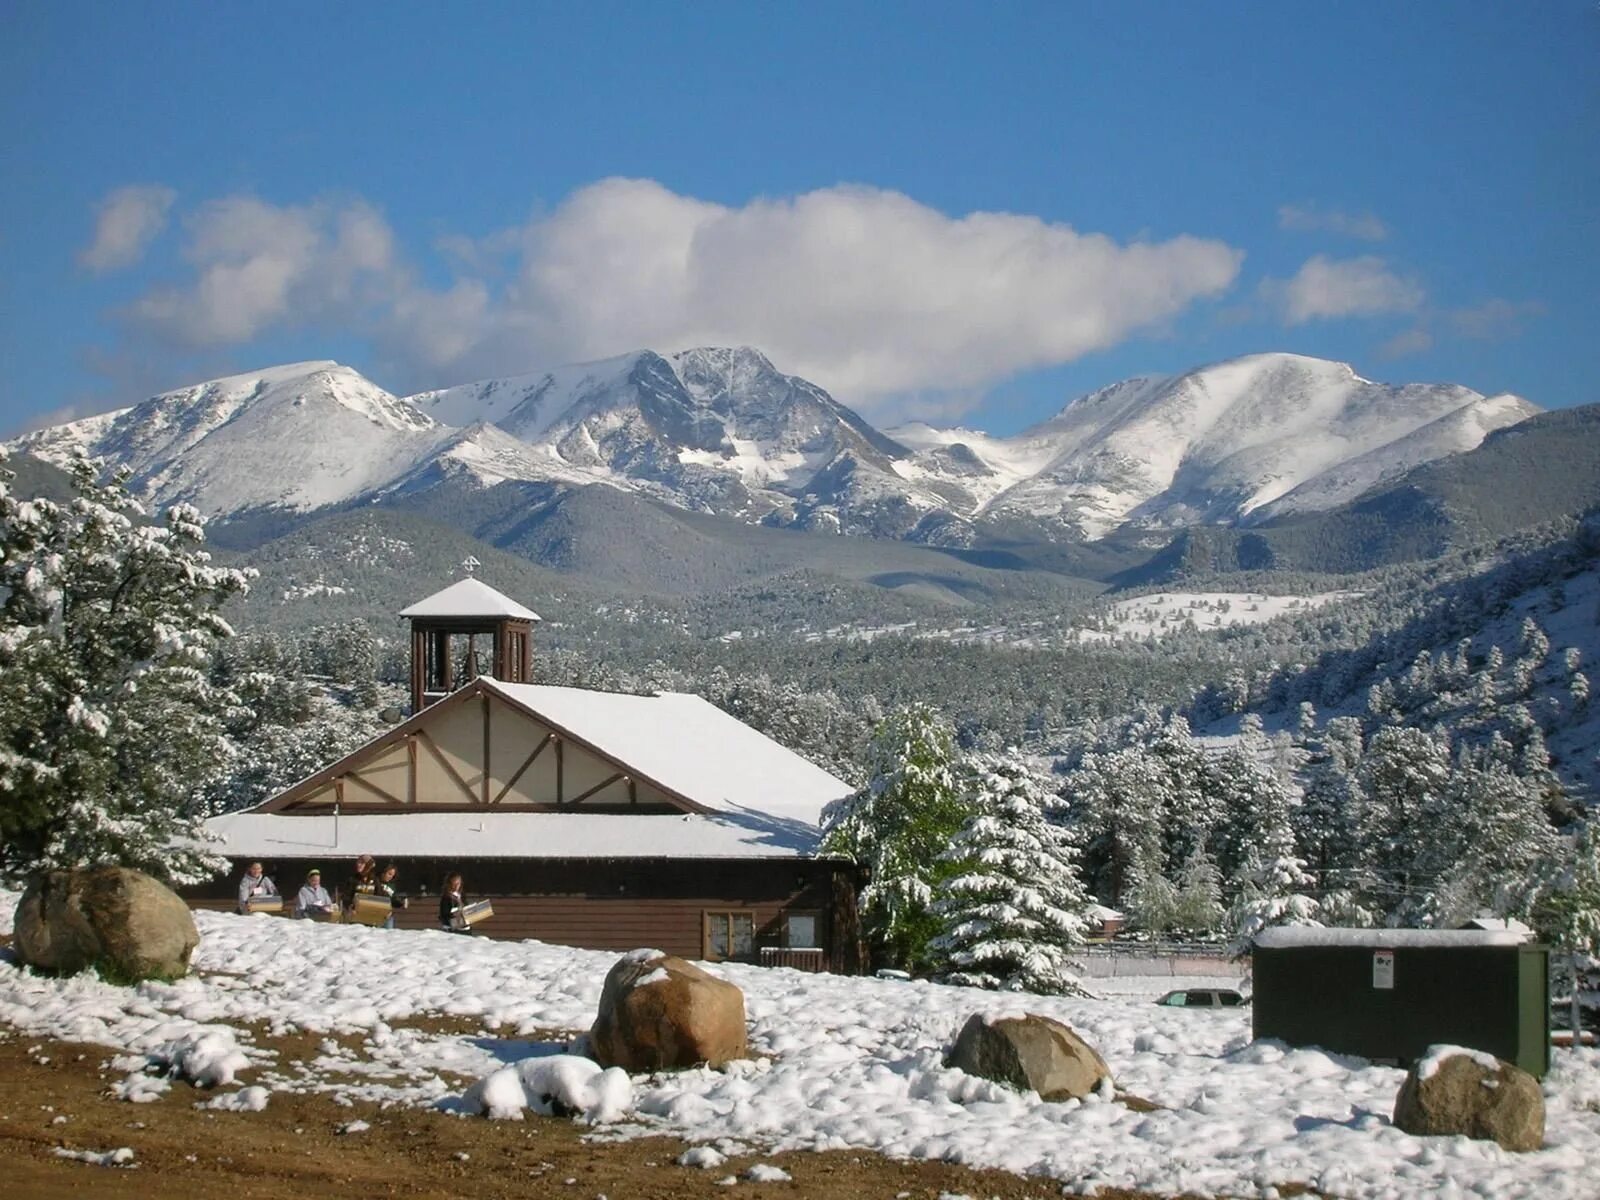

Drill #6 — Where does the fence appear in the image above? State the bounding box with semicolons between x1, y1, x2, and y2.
1079;941;1237;978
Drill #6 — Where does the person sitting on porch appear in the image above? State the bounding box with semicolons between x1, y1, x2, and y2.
237;862;278;913
295;869;334;919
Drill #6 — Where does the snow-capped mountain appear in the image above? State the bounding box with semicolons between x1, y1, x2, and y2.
405;347;936;534
893;354;1538;539
13;362;441;514
8;350;1539;545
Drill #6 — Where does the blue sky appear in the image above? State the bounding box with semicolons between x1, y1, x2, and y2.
2;1;1596;436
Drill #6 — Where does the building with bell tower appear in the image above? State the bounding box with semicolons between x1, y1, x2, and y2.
188;575;865;973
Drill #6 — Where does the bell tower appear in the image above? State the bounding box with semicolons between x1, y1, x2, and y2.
400;567;540;712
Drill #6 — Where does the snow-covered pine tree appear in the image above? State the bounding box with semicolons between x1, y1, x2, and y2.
1533;819;1600;955
1358;725;1457;924
1293;716;1367;886
0;451;250;884
930;753;1089;993
1433;739;1560;927
822;703;968;972
1228;850;1322;955
1171;845;1225;936
1067;741;1168;909
1125;857;1181;936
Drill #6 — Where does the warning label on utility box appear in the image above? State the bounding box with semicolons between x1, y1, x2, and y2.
1373;950;1395;989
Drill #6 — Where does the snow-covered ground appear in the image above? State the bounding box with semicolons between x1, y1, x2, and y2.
1069;591;1362;645
785;591;1362;651
3;896;1597;1199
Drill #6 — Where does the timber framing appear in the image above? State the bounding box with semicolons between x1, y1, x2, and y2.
257;678;714;816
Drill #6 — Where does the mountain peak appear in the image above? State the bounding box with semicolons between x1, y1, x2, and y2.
4;347;1542;545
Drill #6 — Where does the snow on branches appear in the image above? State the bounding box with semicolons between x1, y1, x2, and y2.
0;450;250;884
822;703;967;972
931;753;1090;994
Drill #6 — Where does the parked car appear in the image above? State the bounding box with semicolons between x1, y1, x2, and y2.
1155;988;1245;1008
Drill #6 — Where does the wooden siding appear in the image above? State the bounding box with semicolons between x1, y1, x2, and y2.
185;855;859;971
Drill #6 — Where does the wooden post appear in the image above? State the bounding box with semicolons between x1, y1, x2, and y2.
481;693;491;805
410;627;425;713
407;736;417;805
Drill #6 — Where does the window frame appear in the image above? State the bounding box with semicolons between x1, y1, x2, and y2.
702;910;757;962
781;910;822;950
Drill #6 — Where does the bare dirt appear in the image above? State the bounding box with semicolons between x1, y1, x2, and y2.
0;1024;1227;1200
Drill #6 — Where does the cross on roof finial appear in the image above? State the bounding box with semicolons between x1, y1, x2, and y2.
460;555;481;577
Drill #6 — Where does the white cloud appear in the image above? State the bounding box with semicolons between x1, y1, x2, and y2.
1277;202;1388;242
1263;255;1424;325
1377;328;1434;359
128;196;400;345
482;179;1243;403
79;185;177;272
121;179;1243;412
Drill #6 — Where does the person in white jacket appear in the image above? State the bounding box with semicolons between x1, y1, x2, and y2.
294;869;334;919
237;862;278;913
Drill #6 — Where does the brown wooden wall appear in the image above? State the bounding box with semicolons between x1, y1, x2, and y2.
186;855;861;972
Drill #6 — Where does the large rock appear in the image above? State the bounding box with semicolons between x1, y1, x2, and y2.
589;950;748;1072
945;1012;1112;1101
1393;1047;1544;1152
13;867;199;982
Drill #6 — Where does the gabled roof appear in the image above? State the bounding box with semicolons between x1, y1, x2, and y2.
400;577;541;621
243;681;857;838
479;678;853;826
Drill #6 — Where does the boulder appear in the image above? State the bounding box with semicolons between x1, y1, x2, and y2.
589;950;748;1072
1392;1047;1544;1152
945;1012;1112;1101
14;867;199;982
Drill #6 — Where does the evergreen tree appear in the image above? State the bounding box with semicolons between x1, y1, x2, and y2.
822;703;968;972
1208;743;1295;880
1293;717;1367;885
1358;725;1457;924
1532;820;1600;955
1069;744;1166;907
1228;853;1321;954
1171;845;1225;936
0;452;249;884
931;753;1089;993
1434;743;1560;926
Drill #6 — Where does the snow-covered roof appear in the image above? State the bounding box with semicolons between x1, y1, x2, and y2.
1459;917;1533;936
399;578;541;621
480;678;853;826
206;809;821;860
1255;927;1531;950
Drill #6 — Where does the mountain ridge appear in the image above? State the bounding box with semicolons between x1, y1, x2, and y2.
8;348;1541;548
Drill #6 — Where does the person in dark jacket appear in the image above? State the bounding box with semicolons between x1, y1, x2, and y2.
341;854;376;918
373;862;402;930
439;871;471;933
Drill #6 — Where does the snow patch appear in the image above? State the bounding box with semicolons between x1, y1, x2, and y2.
202;1085;271;1112
53;1146;136;1167
460;1055;632;1123
1418;1045;1502;1080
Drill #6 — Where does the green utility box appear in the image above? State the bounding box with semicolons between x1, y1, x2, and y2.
1251;929;1549;1078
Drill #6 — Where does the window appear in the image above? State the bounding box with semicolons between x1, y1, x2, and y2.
784;912;819;949
704;912;755;961
1187;991;1214;1007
